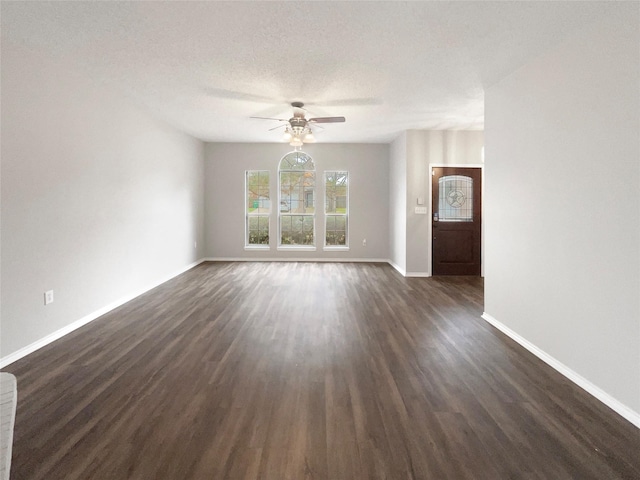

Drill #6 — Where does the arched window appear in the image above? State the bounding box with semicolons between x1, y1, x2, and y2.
278;151;315;247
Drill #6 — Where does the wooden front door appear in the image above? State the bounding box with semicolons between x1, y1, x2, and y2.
432;167;482;275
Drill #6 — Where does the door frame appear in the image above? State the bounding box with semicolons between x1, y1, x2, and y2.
428;163;484;277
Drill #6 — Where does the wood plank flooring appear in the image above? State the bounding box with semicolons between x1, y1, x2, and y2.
4;262;640;479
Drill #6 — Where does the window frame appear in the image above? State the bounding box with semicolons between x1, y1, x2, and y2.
324;170;349;250
245;170;270;250
278;151;316;251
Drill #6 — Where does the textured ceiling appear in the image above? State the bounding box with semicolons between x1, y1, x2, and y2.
1;1;618;144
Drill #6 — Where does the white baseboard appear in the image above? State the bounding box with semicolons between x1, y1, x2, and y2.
0;259;207;369
387;260;406;276
204;258;423;279
387;263;430;277
481;312;640;428
203;257;389;263
406;272;430;277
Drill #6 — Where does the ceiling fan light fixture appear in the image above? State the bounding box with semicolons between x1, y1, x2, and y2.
253;102;345;147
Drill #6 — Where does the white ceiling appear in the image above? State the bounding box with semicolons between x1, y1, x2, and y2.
1;1;617;144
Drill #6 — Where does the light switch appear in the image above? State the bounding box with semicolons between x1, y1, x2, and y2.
415;207;428;214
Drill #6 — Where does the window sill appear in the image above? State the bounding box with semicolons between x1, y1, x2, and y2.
277;246;317;252
244;245;270;251
323;246;350;252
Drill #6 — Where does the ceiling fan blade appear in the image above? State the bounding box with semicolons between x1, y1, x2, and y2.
309;116;346;123
307;97;382;107
268;124;287;131
204;87;285;104
250;116;288;121
291;102;309;114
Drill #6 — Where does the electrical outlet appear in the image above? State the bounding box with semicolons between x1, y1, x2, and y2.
362;238;367;247
44;290;54;305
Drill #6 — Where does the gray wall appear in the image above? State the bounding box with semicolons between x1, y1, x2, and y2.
388;134;407;273
484;7;639;417
406;131;430;275
204;142;389;261
390;130;484;276
1;40;205;360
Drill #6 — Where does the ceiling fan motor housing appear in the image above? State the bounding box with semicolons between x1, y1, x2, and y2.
289;116;308;133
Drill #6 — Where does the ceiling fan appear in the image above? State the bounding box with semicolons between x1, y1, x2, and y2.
251;102;345;147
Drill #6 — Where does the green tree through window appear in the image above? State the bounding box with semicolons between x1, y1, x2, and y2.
246;170;269;246
325;171;348;246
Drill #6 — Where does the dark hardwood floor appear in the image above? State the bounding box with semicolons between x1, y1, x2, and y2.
4;262;639;479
